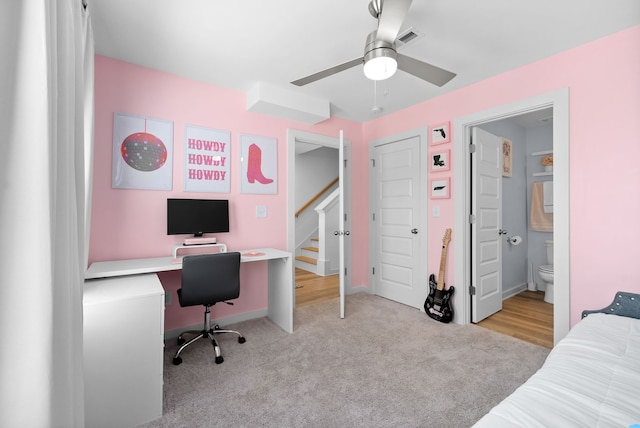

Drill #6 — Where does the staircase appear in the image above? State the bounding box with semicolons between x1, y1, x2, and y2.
295;185;340;276
295;237;319;271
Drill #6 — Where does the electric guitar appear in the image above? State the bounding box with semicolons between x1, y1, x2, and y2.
424;228;455;323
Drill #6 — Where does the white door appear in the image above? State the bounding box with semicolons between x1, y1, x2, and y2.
338;131;346;317
371;136;423;308
471;127;503;322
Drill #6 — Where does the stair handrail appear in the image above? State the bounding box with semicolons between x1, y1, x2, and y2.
295;177;339;218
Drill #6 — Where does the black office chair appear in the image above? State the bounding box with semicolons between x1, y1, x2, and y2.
172;252;246;365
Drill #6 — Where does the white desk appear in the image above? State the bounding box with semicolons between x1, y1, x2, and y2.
83;247;293;428
85;247;294;333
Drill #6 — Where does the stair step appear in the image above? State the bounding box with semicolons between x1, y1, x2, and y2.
295;255;317;265
311;237;319;242
302;246;318;253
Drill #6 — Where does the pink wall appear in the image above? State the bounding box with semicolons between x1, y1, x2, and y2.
361;25;640;325
91;57;361;330
92;25;640;332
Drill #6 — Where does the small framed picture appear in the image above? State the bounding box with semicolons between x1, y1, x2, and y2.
430;177;450;199
430;122;450;145
430;149;450;172
502;138;513;178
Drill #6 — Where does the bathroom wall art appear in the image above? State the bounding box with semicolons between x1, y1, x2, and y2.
430;149;450;172
184;125;230;193
112;112;173;190
430;177;450;199
239;133;277;194
502;138;513;177
430;121;450;145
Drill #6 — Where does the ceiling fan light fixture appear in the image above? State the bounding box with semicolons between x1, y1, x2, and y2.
363;47;398;81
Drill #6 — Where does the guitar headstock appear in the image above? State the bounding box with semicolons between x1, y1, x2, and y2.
442;228;452;247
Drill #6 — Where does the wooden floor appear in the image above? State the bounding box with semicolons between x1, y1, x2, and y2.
295;270;553;349
295;268;339;307
477;290;554;349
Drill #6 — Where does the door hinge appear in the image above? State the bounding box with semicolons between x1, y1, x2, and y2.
344;267;348;276
371;159;375;167
344;159;348;168
372;267;375;275
344;213;347;222
469;285;476;296
469;144;476;153
469;214;476;224
372;212;376;221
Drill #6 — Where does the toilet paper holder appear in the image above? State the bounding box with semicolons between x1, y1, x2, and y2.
507;235;523;245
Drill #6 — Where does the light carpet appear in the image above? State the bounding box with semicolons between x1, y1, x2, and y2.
141;293;549;428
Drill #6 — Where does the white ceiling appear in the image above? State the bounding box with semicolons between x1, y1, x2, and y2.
89;0;640;123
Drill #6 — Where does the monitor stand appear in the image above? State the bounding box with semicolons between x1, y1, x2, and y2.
183;237;217;245
173;242;227;259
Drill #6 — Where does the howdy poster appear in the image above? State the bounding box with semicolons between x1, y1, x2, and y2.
184;125;230;193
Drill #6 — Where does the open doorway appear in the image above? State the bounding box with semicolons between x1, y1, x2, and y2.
453;89;570;346
286;129;352;310
470;114;555;349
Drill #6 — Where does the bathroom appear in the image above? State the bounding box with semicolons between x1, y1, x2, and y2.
478;108;554;305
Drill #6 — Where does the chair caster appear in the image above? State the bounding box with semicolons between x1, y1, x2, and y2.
177;337;185;345
172;356;182;365
215;356;224;364
238;336;246;344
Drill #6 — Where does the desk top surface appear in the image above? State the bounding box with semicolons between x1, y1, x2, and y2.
85;247;291;280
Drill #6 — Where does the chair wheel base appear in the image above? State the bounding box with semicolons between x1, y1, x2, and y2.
239;337;246;344
172;356;182;365
215;356;224;364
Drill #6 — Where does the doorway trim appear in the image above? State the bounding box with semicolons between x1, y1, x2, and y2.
453;88;570;344
286;129;352;295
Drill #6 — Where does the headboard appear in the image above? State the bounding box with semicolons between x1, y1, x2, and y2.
581;291;640;320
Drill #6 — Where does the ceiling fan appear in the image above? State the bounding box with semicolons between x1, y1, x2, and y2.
291;0;456;87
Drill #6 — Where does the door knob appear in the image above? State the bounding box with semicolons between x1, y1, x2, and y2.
411;228;418;234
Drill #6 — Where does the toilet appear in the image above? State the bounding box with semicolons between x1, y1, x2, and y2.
538;240;554;304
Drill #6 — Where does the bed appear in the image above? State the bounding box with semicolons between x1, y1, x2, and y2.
473;291;640;427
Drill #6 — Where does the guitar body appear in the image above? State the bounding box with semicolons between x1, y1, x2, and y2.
424;228;455;323
424;274;454;323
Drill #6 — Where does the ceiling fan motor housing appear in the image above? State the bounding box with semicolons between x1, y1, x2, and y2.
363;31;398;80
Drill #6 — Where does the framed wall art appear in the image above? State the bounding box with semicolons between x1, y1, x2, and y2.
184;124;231;193
240;133;277;194
430;149;450;172
502;138;513;178
430;177;450;199
430;121;450;145
112;112;173;190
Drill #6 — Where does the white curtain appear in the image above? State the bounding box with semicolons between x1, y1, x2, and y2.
0;0;94;426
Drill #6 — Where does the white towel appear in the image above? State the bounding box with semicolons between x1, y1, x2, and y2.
531;182;553;232
543;180;553;213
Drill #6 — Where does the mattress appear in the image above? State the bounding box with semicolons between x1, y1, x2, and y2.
473;313;640;427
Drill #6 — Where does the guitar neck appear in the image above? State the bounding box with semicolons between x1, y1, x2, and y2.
436;245;448;290
436;228;451;291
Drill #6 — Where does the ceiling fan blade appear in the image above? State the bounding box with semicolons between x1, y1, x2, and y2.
376;0;413;43
396;53;457;87
291;57;364;86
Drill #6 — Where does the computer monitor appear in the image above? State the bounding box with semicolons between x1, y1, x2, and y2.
167;198;229;237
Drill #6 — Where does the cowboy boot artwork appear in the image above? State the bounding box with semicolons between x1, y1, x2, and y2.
247;143;273;184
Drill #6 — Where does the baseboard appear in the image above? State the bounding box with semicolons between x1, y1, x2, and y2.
164;308;268;341
502;283;527;300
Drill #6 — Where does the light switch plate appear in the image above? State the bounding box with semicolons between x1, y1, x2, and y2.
432;205;440;217
256;205;267;218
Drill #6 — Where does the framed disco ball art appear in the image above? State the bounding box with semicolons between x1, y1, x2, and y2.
112;112;173;190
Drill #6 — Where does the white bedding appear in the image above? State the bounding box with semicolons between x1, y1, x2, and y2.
473;313;640;427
